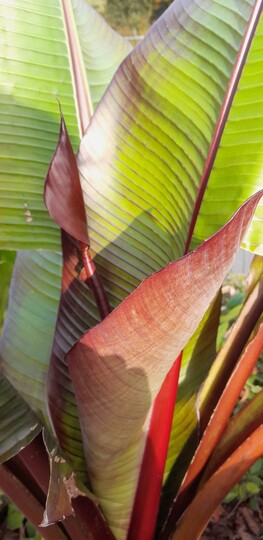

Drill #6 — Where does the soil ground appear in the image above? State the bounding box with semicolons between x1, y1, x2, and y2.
202;498;263;540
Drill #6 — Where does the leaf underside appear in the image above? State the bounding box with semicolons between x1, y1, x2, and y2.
68;192;262;539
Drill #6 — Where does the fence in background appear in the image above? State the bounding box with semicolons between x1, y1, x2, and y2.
231;249;253;274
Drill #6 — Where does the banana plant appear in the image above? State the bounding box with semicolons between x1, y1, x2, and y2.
0;1;262;540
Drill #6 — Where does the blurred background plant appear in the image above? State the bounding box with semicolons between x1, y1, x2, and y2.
89;0;173;34
0;494;42;540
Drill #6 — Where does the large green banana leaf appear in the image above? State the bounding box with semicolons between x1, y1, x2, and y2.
0;0;130;473
192;9;263;253
0;0;131;249
0;250;62;415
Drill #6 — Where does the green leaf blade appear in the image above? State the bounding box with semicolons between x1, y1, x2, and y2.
0;375;42;464
71;0;131;110
0;0;79;249
78;0;255;311
0;250;62;418
0;0;131;250
192;9;263;255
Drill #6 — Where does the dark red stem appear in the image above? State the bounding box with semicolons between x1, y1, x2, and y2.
79;242;111;320
0;464;67;540
18;432;50;494
128;353;182;540
8;433;112;540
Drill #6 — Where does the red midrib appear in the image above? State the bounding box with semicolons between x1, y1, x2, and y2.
61;0;93;137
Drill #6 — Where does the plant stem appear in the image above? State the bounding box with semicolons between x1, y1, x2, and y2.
171;426;263;540
199;280;263;430
0;463;67;540
128;354;182;540
18;432;50;494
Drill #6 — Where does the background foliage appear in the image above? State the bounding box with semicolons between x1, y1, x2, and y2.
89;0;173;33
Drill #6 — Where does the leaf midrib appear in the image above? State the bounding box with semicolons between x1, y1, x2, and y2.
60;0;93;137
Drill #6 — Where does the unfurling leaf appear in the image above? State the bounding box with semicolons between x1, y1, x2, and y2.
44;115;89;245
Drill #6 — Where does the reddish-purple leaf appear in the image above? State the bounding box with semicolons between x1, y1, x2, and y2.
67;191;262;539
44;116;110;318
44;116;89;245
199;279;263;433
171;425;263;540
162;319;263;539
200;388;263;487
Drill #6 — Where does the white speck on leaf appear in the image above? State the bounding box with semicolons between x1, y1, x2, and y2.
24;203;33;223
29;422;39;432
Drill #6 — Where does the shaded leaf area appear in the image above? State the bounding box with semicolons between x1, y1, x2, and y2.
47;232;100;477
0;374;42;466
0;0;130;250
0;252;16;332
78;0;254;311
67;193;262;540
127;354;183;540
192;9;263;255
0;251;62;419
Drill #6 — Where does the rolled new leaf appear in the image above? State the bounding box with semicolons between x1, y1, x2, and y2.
44;115;89;245
44;115;110;318
67;191;262;540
